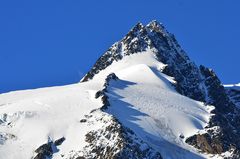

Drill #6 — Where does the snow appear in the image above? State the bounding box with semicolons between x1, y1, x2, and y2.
0;82;104;159
224;83;240;90
0;50;217;158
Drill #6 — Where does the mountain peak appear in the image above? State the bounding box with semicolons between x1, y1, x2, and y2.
2;19;240;159
131;22;144;30
123;22;145;39
147;20;164;29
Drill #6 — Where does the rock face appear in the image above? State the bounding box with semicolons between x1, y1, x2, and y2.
81;20;240;157
187;66;240;157
78;114;162;159
225;84;240;108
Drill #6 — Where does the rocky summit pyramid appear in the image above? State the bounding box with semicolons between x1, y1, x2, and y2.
0;20;239;159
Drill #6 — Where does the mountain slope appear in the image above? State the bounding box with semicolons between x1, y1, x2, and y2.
0;20;239;159
224;84;240;108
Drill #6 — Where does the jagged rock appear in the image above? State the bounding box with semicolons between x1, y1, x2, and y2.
95;90;104;99
34;137;65;159
185;66;240;156
95;73;119;110
78;114;162;159
54;137;65;146
186;133;223;154
34;142;53;159
225;84;240;108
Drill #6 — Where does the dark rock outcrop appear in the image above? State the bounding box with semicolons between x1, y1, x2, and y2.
95;73;118;110
33;137;65;159
225;85;240;108
34;142;53;159
185;66;240;156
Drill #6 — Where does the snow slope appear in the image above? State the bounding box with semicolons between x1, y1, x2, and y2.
0;81;105;159
0;50;216;158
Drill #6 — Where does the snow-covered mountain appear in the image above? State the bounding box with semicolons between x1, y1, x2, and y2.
0;20;239;159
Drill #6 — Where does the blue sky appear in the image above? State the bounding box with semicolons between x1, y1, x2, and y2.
0;0;239;93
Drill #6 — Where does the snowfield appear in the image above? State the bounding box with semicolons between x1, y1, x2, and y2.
0;50;218;158
0;81;104;159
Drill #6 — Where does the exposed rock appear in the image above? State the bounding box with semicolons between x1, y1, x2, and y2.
186;133;223;154
225;85;240;108
33;137;65;159
95;73;119;110
54;137;65;146
34;142;53;159
79;119;87;123
72;113;162;159
186;66;240;156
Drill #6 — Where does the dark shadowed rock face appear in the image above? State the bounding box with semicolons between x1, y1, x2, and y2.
81;20;240;157
186;66;240;157
145;21;206;101
34;142;53;159
225;85;240;108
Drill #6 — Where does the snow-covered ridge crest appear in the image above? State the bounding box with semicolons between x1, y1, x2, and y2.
224;83;240;89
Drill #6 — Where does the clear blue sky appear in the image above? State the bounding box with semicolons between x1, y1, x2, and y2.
0;0;239;93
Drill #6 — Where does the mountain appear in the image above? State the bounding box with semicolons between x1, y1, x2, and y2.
224;83;240;108
0;20;239;159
